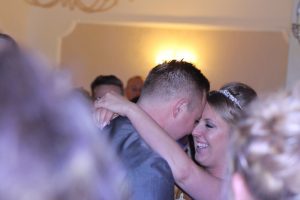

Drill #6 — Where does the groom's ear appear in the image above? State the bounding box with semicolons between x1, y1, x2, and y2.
232;173;253;200
172;98;189;118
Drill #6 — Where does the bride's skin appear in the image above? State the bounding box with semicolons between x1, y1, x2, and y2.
193;103;230;179
94;92;225;200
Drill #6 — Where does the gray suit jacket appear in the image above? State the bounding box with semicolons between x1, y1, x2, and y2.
102;116;174;200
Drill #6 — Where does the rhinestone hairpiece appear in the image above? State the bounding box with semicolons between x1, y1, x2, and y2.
219;89;242;109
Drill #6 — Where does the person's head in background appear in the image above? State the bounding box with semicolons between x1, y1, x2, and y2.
138;60;210;140
0;35;129;200
125;75;144;102
231;84;300;200
90;75;124;100
192;82;257;178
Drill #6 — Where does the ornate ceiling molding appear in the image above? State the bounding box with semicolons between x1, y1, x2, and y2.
25;0;132;13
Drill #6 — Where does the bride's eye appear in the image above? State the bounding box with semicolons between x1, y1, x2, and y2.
205;122;215;129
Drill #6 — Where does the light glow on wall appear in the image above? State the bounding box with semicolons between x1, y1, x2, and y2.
155;49;197;65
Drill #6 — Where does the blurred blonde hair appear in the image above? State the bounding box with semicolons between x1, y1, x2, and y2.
232;84;300;200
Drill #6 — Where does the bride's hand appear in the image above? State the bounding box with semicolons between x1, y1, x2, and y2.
94;92;135;128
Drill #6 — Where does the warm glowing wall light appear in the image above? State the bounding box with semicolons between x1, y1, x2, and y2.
155;50;197;65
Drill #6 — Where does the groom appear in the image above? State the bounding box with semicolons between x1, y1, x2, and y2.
101;60;209;200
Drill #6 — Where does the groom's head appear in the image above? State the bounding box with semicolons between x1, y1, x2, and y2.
138;60;210;140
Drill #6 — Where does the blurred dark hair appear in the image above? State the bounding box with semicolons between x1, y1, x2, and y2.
0;36;129;200
90;75;124;98
0;33;19;53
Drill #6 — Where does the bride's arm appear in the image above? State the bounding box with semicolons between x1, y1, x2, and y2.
95;92;223;200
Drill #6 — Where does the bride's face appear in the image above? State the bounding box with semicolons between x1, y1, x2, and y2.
192;103;230;168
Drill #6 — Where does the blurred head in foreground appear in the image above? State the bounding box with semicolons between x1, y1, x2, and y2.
0;33;128;200
232;84;300;200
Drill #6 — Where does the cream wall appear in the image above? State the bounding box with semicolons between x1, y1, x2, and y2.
0;0;294;93
1;0;292;61
0;1;29;43
61;23;288;93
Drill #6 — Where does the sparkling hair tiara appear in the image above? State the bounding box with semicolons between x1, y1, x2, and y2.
219;89;242;109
